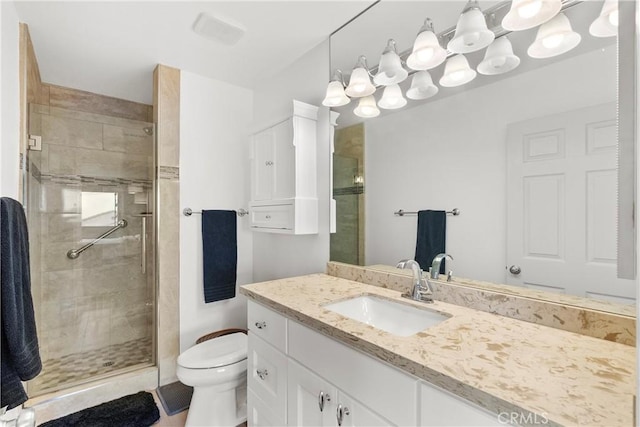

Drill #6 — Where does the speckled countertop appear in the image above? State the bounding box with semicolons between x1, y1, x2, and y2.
240;274;636;427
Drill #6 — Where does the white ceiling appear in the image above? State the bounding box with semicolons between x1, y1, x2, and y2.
13;1;376;104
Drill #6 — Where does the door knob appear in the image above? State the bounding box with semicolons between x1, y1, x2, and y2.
509;265;522;275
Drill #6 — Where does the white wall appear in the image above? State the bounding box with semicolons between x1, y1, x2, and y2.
1;1;20;199
251;40;332;282
365;46;616;283
179;71;253;351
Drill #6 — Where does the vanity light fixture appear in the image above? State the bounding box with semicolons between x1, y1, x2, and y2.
406;71;439;100
378;84;407;110
477;36;520;75
501;0;562;31
322;70;350;107
439;54;477;87
447;0;495;54
406;19;447;71
589;0;618;38
373;39;408;86
345;56;376;98
353;95;380;118
528;12;581;59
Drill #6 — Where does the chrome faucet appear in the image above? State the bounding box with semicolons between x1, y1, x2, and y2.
430;253;453;279
396;259;433;303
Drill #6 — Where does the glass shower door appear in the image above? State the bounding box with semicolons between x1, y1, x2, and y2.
24;101;156;396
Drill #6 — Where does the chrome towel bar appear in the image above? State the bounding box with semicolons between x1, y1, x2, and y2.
183;207;249;217
67;219;128;260
394;208;460;217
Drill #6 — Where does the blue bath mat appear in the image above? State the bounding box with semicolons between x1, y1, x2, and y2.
39;391;159;427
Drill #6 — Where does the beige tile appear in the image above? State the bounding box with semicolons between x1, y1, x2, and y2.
48;85;152;122
42;213;81;243
29;110;43;135
103;124;153;155
40;183;81;214
49;106;152;129
41;114;103;150
77;149;152;180
155;65;180;168
47;145;79;175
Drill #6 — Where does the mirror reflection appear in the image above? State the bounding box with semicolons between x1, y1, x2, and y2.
329;0;636;308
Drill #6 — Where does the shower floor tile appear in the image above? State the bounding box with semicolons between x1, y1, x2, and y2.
29;337;153;395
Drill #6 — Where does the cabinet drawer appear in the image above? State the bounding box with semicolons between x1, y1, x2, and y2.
248;332;288;422
248;300;287;352
250;204;293;230
288;321;418;427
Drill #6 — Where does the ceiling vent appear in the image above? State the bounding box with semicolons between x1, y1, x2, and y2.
192;12;246;46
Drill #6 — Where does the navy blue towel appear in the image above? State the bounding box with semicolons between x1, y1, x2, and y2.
202;210;237;303
414;210;447;274
0;197;42;410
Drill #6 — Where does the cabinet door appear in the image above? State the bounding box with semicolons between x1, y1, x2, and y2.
253;128;274;201
272;119;295;200
419;382;504;426
336;392;393;427
248;389;285;427
248;332;288;422
287;359;336;427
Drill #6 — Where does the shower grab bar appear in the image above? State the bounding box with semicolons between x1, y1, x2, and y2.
66;219;128;260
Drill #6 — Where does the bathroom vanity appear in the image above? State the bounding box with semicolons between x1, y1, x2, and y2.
240;273;635;427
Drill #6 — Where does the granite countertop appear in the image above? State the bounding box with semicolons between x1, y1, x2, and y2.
240;274;636;427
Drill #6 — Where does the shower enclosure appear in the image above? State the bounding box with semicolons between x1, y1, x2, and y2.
23;95;156;396
330;123;365;265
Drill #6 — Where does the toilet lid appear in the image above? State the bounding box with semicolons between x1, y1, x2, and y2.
177;333;247;369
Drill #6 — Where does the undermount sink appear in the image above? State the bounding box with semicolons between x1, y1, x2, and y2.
324;295;450;337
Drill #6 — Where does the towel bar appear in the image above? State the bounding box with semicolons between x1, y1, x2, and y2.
394;208;460;217
183;207;249;217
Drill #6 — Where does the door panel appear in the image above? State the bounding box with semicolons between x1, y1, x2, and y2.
506;102;636;302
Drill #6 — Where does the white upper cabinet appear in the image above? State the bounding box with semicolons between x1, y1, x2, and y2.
250;100;319;234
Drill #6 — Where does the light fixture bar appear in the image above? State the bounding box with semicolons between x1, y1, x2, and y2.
363;0;583;77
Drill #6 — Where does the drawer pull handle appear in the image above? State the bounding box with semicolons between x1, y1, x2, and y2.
255;321;267;329
256;369;268;380
336;404;350;426
318;391;331;412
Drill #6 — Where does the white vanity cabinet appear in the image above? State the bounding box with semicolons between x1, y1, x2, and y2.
246;300;508;427
249;100;319;235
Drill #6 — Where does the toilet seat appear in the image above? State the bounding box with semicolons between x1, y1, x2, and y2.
177;332;247;369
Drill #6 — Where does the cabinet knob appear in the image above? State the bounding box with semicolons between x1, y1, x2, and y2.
318;391;331;412
256;369;268;380
336;404;350;426
265;215;271;220
265;161;274;166
255;321;267;329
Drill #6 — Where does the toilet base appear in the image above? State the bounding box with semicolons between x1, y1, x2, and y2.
185;380;247;427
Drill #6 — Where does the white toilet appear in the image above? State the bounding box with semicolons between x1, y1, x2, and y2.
176;332;248;427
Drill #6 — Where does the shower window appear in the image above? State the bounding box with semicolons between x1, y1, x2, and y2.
81;192;118;227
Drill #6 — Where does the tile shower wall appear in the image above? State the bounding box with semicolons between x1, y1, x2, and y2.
28;102;154;366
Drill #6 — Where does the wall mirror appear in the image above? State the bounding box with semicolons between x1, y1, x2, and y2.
328;0;636;315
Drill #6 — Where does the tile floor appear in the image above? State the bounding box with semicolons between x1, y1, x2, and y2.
30;337;153;394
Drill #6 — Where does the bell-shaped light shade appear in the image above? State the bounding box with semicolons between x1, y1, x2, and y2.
345;67;376;98
477;37;521;75
589;0;618;38
439;54;477;87
406;71;439;100
354;95;380;118
407;19;447;71
377;84;407;110
528;13;581;59
447;1;495;54
502;0;562;31
374;40;408;86
322;80;350;107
